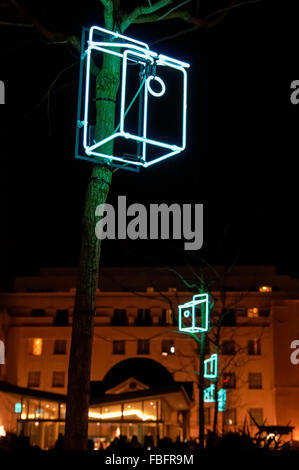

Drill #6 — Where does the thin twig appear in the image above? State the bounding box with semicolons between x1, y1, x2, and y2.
158;0;192;20
121;0;172;31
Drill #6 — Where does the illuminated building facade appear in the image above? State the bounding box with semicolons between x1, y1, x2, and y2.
0;266;299;449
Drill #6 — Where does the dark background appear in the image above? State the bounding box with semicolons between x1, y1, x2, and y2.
0;0;299;289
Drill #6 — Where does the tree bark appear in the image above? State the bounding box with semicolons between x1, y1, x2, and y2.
199;332;205;450
64;50;120;450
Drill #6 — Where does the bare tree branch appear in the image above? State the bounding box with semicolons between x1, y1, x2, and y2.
204;0;263;22
158;0;192;20
8;0;81;53
132;9;191;24
121;0;173;31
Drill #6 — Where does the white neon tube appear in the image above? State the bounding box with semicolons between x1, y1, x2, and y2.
89;25;150;50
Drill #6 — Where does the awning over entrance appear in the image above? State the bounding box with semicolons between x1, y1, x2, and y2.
0;379;193;449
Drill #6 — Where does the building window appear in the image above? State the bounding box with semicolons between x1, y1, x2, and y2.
259;309;270;317
220;309;236;326
113;340;125;355
160;309;173;326
259;286;272;293
248;339;261;355
28;338;43;356
161;340;175;356
249;408;263;426
221;340;236;355
28;371;40;388
135;309;152;326
54;309;69;326
52;372;65;388
224;408;237;426
248;308;259;318
137;339;150;355
223;372;236;389
111;309;128;326
248;372;262;389
32;309;45;317
54;340;67;355
204;407;211;425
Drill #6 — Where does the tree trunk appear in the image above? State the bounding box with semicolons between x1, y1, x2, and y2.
199;332;205;450
64;51;120;450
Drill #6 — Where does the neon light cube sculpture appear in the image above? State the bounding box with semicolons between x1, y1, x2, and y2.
178;293;210;333
14;403;22;413
204;384;215;403
218;389;227;412
204;353;218;379
75;26;190;171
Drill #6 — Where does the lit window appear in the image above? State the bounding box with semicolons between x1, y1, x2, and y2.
54;340;67;355
248;339;261;355
161;340;175;355
247;308;259;318
29;338;43;356
248;372;262;389
259;286;272;293
160;309;173;326
52;372;65;388
28;371;40;388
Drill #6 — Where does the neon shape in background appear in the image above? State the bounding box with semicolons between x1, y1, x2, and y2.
204;387;227;411
218;389;227;412
178;293;210;333
203;384;215;403
80;25;190;168
15;403;22;413
204;353;218;379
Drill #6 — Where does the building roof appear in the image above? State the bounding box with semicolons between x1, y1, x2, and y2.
0;380;193;409
0;381;66;402
12;265;299;293
90;381;193;406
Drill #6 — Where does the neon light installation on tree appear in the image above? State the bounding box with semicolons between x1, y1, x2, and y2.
218;389;227;412
204;353;218;379
75;26;190;171
178;293;210;334
14;403;22;413
203;384;215;403
203;386;227;412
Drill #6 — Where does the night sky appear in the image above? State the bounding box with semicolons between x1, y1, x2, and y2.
1;1;299;289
